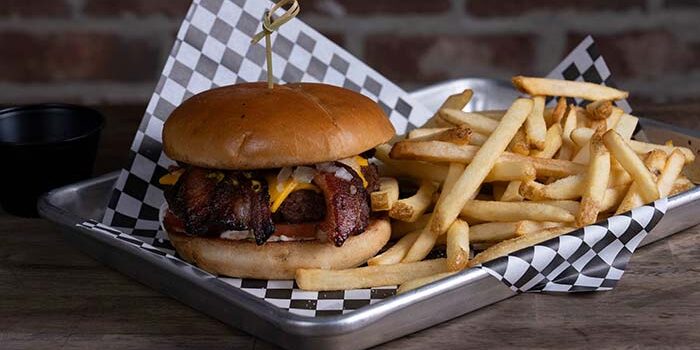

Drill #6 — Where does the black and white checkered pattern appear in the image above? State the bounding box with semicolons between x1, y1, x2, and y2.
220;278;395;316
545;35;632;113
80;0;663;315
480;199;667;292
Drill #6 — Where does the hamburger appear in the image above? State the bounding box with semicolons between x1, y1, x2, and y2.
159;82;395;279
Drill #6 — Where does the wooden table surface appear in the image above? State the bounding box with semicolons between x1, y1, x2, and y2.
2;104;700;349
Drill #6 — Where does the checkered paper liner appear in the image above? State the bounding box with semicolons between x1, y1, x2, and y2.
480;199;667;292
75;0;667;316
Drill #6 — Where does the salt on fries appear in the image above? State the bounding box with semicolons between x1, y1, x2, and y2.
294;76;696;292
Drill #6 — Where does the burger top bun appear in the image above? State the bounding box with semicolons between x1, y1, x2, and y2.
163;82;395;170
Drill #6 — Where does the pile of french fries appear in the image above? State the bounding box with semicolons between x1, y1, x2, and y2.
295;76;696;293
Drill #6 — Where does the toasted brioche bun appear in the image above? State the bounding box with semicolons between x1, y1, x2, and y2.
162;82;395;170
166;219;390;280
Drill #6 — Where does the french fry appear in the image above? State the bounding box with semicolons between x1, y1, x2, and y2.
547;97;567;126
576;129;611;227
407;127;449;139
468;221;522;242
571;127;594;148
571;107;625;164
627;139;695;164
508;128;530;155
512;76;629;101
423;89;473;127
403;98;533;262
296;258;449;291
557;144;574;161
603;130;659;203
517;220;566;234
589;118;607;132
391;214;430;239
671;176;695;196
470;131;488;146
536;185;626;214
600;185;628;212
525;174;583;200
656;149;686;198
575;106;591;128
439;108;499;135
531;124;563;158
615;150;666;214
446;219;470;271
501;181;525;201
609;160;633;187
376;144;448;183
615;114;638;140
586;100;613;120
526;157;586;178
408;125;472;145
389;180;438;222
368;230;421;266
460;200;575;223
605;108;622;130
370;177;399;211
390;141;586;178
397;272;457;294
469;220;561;242
536;200;580;215
468;226;575;267
525;96;547;149
643;150;666;178
443;163;465;193
484;161;536;182
518;179;545;200
558;105;578;160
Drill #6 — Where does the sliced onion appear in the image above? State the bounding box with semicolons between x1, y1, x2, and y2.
338;156;362;178
276;166;293;191
293;166;316;183
316;162;339;173
334;167;354;181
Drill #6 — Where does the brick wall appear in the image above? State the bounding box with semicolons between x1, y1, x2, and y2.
2;0;700;106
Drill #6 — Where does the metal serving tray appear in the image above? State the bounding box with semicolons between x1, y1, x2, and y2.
39;79;700;350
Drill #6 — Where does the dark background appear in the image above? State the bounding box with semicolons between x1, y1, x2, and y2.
2;0;700;107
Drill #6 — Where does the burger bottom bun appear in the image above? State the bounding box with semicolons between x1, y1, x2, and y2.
166;219;391;280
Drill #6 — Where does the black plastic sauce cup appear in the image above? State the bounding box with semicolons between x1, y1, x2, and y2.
0;104;104;217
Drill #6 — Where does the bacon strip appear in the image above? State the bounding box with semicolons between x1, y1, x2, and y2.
313;163;370;246
164;167;274;244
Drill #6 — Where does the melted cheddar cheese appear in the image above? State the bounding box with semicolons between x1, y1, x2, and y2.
158;169;185;185
355;156;369;187
265;175;320;213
